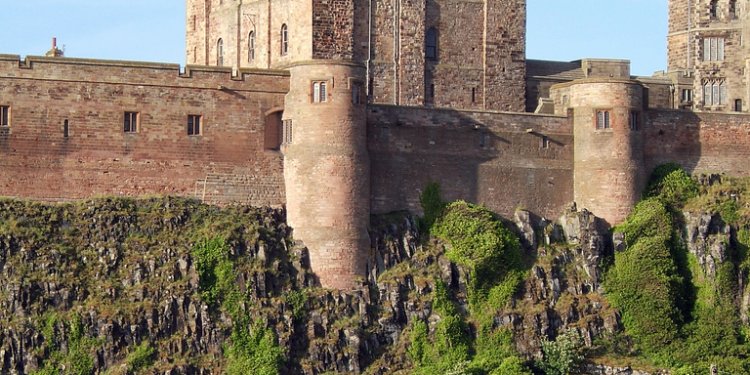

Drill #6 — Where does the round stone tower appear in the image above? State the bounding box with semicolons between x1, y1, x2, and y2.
283;61;370;289
566;79;646;226
185;0;371;289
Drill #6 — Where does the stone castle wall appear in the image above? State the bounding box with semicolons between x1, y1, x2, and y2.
367;105;573;220
645;109;750;175
0;55;289;205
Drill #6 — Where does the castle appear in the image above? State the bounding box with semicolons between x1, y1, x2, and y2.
0;0;749;289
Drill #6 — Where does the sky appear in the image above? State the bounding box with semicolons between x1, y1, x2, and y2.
0;0;668;77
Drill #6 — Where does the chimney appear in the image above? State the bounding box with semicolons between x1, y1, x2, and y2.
46;37;64;57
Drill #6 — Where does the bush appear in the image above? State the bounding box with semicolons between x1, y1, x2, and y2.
432;201;522;305
537;329;584;375
645;163;698;208
615;198;673;246
605;235;683;353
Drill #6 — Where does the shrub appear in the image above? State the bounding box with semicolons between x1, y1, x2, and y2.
645;163;698;208
432;201;522;305
605;235;683;353
536;329;584;375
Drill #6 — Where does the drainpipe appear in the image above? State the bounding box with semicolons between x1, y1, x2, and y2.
686;0;693;70
204;0;210;65
237;0;243;70
367;0;373;99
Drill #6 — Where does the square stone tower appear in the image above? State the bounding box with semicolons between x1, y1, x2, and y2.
668;0;750;112
186;0;527;112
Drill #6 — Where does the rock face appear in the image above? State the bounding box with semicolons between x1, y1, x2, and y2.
0;198;633;374
502;209;619;357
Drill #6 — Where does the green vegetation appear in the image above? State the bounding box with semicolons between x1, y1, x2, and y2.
419;182;446;232
410;191;531;375
126;341;156;373
33;314;97;375
605;165;750;373
536;329;584;375
192;237;283;375
432;200;523;309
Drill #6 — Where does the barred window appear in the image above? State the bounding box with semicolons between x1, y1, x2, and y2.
124;112;139;133
596;110;611;130
283;119;293;145
187;115;202;136
281;24;289;56
313;81;327;103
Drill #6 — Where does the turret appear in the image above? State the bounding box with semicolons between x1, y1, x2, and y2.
186;0;370;289
553;78;646;226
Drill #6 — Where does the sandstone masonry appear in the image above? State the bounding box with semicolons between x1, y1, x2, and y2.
1;1;750;289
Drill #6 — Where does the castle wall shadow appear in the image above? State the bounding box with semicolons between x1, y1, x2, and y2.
367;105;574;220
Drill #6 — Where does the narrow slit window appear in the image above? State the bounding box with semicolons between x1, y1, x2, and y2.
352;82;361;104
425;27;438;60
629;111;641;131
471;87;476;104
248;31;255;62
217;38;224;66
0;106;9;126
187;115;202;136
281;24;289;56
124;112;139;133
63;119;69;138
710;0;718;18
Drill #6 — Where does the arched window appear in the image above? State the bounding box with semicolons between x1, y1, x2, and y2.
217;38;224;66
709;0;718;18
248;31;256;62
281;24;289;56
425;27;438;60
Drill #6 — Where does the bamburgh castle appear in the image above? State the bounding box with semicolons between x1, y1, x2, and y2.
1;0;749;288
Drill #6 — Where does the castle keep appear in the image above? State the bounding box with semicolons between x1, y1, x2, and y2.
1;0;750;288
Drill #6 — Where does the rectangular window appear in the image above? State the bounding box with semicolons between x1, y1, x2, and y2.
703;80;727;106
352;82;361;104
596;110;611;129
681;89;693;102
312;81;327;103
187;115;202;136
629;111;640;131
0;106;9;127
124;111;139;133
702;37;725;61
541;136;550;149
283;119;293;144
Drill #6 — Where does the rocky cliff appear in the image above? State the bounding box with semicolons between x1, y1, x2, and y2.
0;190;746;374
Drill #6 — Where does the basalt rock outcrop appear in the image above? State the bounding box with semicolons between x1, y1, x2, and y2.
0;198;653;374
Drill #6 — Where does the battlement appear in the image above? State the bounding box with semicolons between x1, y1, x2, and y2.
0;55;289;93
